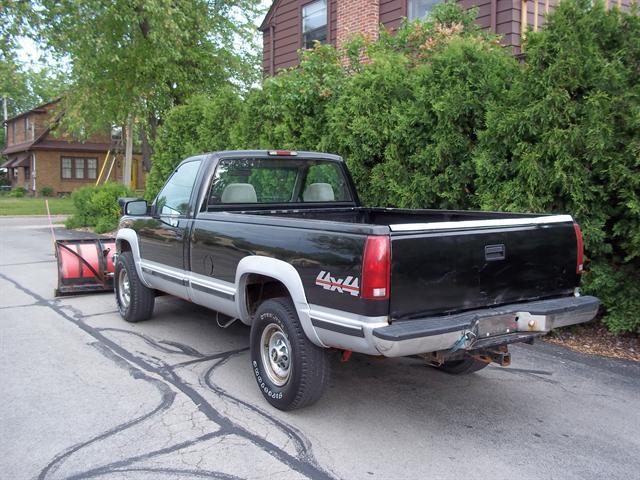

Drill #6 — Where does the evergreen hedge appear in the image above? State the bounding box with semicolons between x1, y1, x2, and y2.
475;0;640;333
147;1;640;334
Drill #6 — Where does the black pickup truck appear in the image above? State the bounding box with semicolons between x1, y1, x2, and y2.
115;150;599;410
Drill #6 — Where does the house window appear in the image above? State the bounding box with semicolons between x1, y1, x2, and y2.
302;0;327;49
61;157;99;180
111;125;123;142
25;117;30;141
25;167;30;180
408;0;440;20
87;158;97;179
62;158;73;179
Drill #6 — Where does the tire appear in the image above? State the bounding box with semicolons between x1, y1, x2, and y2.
115;251;155;323
432;357;489;375
250;297;330;411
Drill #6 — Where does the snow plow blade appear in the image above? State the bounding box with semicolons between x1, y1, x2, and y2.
55;238;116;296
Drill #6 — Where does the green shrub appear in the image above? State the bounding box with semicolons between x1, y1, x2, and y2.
65;182;133;233
582;261;640;334
39;186;54;197
475;0;640;333
146;87;244;200
8;187;27;198
328;5;517;209
234;43;346;152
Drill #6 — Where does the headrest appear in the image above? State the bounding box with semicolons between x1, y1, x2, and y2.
221;183;257;203
303;183;335;202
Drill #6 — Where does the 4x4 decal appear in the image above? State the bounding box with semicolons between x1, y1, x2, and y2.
315;271;360;297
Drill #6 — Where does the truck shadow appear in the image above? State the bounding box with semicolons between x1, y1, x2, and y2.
148;297;565;437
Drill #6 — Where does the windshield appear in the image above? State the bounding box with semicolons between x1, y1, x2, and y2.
207;157;353;207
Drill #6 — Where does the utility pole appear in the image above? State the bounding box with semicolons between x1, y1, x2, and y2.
123;114;133;188
2;97;7;143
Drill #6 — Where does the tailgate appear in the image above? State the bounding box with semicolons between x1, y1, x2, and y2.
388;216;579;320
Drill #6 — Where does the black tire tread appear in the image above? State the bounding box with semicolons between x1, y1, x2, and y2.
253;297;330;410
116;251;155;323
435;357;489;375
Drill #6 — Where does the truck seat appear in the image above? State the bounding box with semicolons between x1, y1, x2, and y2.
221;183;258;203
303;183;335;202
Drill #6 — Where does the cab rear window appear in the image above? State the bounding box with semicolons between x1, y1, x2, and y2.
207;158;352;207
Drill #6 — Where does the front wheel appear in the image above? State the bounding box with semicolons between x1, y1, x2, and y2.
115;251;155;323
250;297;330;410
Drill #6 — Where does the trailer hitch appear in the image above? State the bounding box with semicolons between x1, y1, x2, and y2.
472;345;511;367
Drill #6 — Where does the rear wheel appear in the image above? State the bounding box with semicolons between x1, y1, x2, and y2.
250;297;330;410
115;251;155;323
432;357;489;375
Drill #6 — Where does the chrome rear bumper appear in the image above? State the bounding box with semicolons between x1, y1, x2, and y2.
371;296;600;357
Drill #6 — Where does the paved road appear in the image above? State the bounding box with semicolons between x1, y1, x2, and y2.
1;216;639;480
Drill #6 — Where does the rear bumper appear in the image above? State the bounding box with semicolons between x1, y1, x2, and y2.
371;296;600;357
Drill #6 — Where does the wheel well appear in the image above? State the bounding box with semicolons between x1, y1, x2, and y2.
118;239;132;253
244;274;291;317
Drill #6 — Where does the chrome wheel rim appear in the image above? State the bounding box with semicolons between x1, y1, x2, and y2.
260;323;291;387
118;268;131;308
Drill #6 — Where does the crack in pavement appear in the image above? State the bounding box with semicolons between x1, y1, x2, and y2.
0;260;56;267
0;272;338;480
86;467;244;479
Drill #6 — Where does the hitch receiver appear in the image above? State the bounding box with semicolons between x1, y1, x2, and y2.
472;345;511;367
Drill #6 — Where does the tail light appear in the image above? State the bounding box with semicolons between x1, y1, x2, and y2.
573;222;584;274
361;236;391;300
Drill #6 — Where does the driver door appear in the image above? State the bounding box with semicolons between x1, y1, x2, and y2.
138;159;202;299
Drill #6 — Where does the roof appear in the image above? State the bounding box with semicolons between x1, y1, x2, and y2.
3;98;61;124
259;0;280;31
0;153;30;169
1;102;111;156
2;139;112;156
1;118;52;155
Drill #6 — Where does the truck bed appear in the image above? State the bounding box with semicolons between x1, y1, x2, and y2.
207;207;580;321
246;206;544;227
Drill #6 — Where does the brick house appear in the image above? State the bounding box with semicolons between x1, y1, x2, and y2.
259;0;634;75
1;99;145;195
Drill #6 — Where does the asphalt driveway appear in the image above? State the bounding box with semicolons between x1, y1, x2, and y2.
1;216;639;480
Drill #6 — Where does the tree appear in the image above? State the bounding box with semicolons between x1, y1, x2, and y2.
328;3;518;209
0;52;67;150
146;88;243;198
475;0;640;333
16;0;263;185
1;0;66;124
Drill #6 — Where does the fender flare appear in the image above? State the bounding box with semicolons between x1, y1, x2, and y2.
115;228;152;288
235;256;325;348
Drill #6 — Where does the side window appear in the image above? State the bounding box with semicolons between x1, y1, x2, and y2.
156;160;201;216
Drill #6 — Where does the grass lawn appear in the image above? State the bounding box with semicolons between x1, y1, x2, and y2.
0;196;76;216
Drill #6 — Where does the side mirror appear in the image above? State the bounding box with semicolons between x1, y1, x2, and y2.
124;199;148;216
